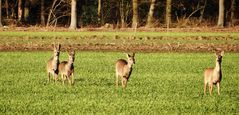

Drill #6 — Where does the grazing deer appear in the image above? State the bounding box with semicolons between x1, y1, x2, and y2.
46;44;61;82
115;53;135;88
58;50;75;85
204;51;224;95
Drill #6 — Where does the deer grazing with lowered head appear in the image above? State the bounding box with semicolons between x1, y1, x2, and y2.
204;50;224;95
58;50;75;85
115;53;135;88
46;44;61;82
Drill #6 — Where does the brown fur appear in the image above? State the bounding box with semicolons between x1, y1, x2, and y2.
46;44;61;82
115;53;135;88
58;50;75;85
204;51;224;95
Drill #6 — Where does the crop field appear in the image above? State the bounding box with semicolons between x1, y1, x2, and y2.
0;51;239;114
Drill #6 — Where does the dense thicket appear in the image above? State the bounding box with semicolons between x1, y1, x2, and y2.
0;0;238;28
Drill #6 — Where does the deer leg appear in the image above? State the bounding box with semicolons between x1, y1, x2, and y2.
67;75;71;85
122;77;127;88
61;74;64;84
71;73;74;85
209;83;213;96
124;79;128;88
48;72;50;82
121;77;125;88
53;73;58;82
115;73;119;88
204;82;207;95
217;82;220;95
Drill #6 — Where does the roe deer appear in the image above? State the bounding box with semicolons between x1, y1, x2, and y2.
115;53;135;88
204;51;224;95
58;50;75;85
46;44;61;82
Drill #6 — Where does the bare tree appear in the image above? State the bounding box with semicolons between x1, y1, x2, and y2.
46;0;69;27
132;0;138;28
166;0;172;29
47;0;57;27
199;0;207;23
217;0;224;27
146;0;156;28
41;0;45;25
0;0;2;27
69;0;77;29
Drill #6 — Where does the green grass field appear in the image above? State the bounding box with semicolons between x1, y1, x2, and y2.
0;51;238;114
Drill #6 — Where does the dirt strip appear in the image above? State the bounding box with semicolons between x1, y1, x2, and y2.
1;43;239;52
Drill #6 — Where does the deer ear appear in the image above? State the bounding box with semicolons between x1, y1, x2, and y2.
58;44;61;50
132;53;135;57
72;50;75;55
221;51;224;56
52;43;56;49
124;53;129;57
66;50;70;55
127;53;131;58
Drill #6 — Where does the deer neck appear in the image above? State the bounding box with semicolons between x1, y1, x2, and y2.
52;56;59;71
127;62;133;69
215;60;221;72
66;59;74;69
53;55;59;62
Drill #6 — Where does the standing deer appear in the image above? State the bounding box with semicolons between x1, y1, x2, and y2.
58;50;75;85
46;44;61;82
115;53;135;88
204;51;224;95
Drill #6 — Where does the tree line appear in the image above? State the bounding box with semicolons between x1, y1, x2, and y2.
0;0;238;29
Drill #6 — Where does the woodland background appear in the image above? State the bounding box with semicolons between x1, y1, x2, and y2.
0;0;238;30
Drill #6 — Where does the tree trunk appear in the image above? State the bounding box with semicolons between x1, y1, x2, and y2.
24;0;30;23
18;0;25;22
217;0;224;27
230;0;236;26
0;0;2;27
5;0;9;19
40;0;45;26
166;0;172;29
146;0;156;28
120;0;126;28
18;0;22;21
69;0;77;29
97;0;101;25
132;0;138;28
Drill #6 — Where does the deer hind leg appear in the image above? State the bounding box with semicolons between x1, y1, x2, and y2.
217;82;220;95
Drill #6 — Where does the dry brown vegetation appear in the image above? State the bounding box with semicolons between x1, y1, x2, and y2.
0;27;238;52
